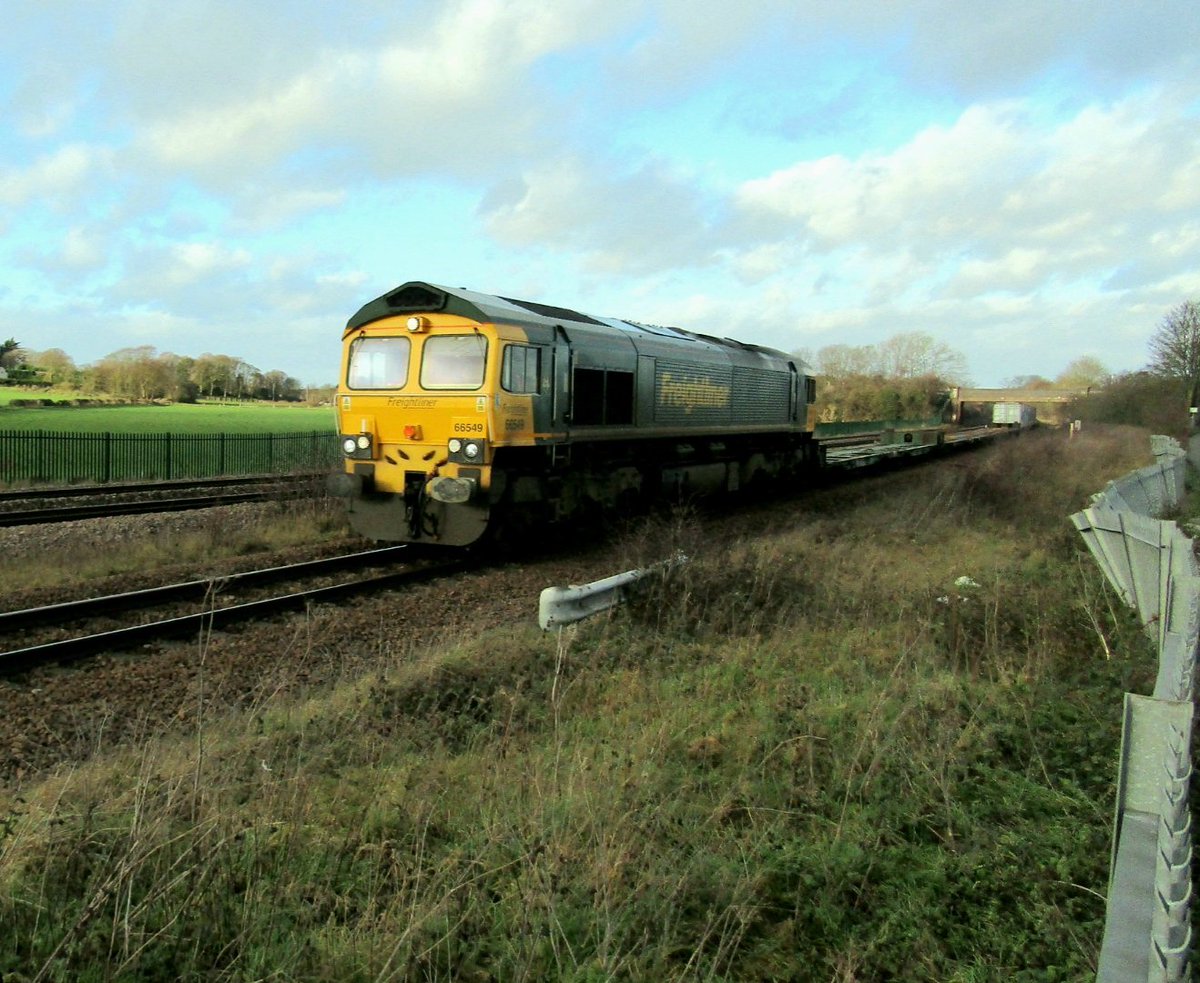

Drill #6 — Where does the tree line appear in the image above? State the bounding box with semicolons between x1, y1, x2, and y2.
3;299;1195;423
0;341;323;404
797;330;1111;423
1074;298;1200;436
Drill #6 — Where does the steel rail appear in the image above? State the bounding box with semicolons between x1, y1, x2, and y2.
0;546;411;633
0;489;310;526
0;556;470;674
0;472;321;503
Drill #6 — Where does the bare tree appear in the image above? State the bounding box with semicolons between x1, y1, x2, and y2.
816;343;874;377
24;348;78;387
875;332;967;381
1149;299;1200;418
1055;356;1109;391
189;353;239;399
94;346;175;400
1003;374;1053;389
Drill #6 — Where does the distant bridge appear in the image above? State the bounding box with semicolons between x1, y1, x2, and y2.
948;386;1095;425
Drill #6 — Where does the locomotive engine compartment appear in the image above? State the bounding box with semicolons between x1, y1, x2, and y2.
328;281;819;546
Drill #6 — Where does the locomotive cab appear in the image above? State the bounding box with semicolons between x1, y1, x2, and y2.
330;307;513;545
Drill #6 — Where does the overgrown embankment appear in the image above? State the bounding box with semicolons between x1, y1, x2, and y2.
0;427;1157;980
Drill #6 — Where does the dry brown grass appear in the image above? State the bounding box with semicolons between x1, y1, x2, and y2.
0;424;1161;980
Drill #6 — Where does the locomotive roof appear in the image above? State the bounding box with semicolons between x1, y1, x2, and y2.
345;281;796;361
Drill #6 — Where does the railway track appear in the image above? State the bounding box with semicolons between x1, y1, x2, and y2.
0;473;321;502
0;428;1012;669
0;428;1011;527
0;473;321;526
0;546;471;674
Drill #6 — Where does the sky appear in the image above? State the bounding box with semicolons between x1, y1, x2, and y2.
1;1;1198;387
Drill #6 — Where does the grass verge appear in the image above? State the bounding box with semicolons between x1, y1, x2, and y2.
0;426;1159;980
0;496;353;594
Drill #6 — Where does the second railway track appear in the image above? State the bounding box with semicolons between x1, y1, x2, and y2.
0;546;472;674
0;473;321;526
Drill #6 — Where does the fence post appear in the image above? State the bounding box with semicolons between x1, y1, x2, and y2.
164;432;172;480
102;432;111;483
219;432;226;476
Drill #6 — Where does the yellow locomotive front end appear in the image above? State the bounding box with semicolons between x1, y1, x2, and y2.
329;310;506;546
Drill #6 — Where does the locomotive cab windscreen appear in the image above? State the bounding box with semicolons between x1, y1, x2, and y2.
419;335;488;389
347;336;411;389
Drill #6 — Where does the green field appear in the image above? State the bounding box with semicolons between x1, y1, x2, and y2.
0;400;337;433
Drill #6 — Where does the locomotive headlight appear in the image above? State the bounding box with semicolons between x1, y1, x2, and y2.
447;437;485;463
341;432;374;459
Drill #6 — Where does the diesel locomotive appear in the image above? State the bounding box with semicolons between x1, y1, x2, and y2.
327;281;820;546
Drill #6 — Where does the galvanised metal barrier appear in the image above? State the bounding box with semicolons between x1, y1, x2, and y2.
1072;436;1195;982
0;430;340;484
539;553;688;630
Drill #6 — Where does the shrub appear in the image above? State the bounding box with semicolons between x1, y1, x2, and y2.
1068;372;1188;436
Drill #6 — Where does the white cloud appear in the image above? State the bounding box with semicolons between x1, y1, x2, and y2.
60;227;107;271
231;188;349;229
169;242;252;282
736;102;1032;251
0;145;104;206
139;52;350;172
480;157;720;274
949;248;1050;297
780;0;1200;95
735;87;1200;290
124;0;637;187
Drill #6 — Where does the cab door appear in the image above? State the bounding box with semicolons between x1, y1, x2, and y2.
551;325;571;436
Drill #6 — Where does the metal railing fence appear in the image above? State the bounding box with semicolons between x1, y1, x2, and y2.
0;430;341;484
1073;436;1195;983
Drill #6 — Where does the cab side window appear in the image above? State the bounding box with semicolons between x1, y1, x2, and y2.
502;345;541;394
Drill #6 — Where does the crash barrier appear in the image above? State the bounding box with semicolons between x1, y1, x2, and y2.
538;553;688;630
1084;436;1189;517
1072;436;1195;982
